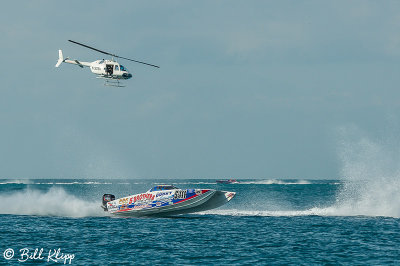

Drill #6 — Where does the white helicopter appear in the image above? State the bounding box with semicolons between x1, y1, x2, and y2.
55;40;159;87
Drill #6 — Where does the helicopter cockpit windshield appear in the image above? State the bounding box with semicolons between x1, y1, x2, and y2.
120;65;127;71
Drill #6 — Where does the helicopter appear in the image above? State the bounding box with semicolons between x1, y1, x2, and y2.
55;40;159;87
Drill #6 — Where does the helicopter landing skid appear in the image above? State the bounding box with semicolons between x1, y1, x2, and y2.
98;78;125;87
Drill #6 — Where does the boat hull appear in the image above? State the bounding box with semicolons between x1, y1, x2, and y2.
105;189;235;217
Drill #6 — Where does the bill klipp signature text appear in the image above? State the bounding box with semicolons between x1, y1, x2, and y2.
3;248;75;264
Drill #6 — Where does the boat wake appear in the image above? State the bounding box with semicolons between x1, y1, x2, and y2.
0;179;33;185
238;179;311;185
36;181;113;185
0;187;104;217
199;204;400;218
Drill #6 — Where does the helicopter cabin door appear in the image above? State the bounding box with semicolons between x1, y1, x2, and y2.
106;64;113;75
114;64;120;74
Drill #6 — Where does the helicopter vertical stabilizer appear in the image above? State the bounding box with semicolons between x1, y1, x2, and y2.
55;50;63;67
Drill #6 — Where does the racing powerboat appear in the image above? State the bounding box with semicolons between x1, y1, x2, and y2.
102;185;236;217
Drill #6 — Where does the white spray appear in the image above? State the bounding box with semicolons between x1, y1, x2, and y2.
203;125;400;218
0;187;104;217
325;126;400;217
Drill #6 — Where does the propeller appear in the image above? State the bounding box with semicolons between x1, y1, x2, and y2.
68;40;160;68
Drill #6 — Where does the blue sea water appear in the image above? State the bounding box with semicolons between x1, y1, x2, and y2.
0;178;399;265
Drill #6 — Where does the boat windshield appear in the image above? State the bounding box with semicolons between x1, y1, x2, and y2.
149;185;178;192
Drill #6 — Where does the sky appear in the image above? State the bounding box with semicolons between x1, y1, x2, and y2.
1;1;400;179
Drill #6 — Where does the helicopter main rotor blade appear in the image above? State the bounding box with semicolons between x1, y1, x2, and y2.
116;56;160;68
68;40;160;68
68;40;114;57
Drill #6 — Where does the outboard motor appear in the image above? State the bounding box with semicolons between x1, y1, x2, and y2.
102;194;115;211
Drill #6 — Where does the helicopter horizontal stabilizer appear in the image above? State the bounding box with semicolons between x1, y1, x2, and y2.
55;50;63;67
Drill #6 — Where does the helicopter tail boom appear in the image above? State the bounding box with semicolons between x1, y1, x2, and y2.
63;59;91;68
55;49;91;68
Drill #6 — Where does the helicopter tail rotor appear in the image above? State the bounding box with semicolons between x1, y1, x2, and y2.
55;50;64;67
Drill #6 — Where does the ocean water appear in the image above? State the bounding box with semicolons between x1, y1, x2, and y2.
0;178;399;265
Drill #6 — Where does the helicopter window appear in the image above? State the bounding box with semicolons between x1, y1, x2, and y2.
115;65;119;71
120;65;126;71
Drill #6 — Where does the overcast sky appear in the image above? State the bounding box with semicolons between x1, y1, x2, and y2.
1;1;400;179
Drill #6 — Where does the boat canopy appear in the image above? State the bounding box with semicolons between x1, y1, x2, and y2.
148;185;178;192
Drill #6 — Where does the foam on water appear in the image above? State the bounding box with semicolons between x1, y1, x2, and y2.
0;187;104;217
239;179;311;185
0;179;33;185
36;181;113;185
0;180;117;185
173;182;216;185
199;209;316;216
200;205;397;217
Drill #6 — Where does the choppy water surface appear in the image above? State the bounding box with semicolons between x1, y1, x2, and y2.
0;178;399;265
